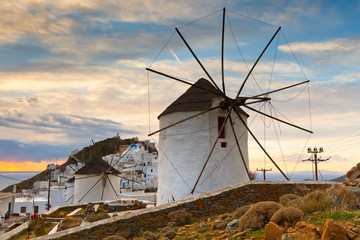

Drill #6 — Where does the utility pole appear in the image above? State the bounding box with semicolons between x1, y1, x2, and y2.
257;168;272;180
303;147;330;181
47;169;52;211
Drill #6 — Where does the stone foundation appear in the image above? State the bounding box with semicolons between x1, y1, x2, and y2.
27;181;339;240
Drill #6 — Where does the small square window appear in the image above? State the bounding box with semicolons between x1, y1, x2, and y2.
221;142;227;148
21;207;26;213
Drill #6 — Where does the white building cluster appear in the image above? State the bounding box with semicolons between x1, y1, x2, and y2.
102;144;158;191
12;141;158;216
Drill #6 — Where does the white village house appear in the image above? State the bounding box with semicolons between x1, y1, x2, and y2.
0;193;15;219
73;158;120;204
157;78;249;204
103;143;158;191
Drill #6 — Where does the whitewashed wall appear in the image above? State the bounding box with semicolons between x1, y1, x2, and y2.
73;174;120;204
157;99;249;205
0;195;14;216
14;197;47;216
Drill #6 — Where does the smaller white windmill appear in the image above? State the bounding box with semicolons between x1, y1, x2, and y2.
73;158;121;203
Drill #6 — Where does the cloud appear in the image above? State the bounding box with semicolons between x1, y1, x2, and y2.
0;111;138;144
0;139;71;162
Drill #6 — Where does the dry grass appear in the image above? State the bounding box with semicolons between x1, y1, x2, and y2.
142;230;157;240
232;205;251;218
57;217;82;232
270;207;304;227
168;209;192;226
290;185;359;215
279;194;300;206
238;201;282;231
102;235;127;240
326;185;359;210
86;212;110;223
299;190;332;214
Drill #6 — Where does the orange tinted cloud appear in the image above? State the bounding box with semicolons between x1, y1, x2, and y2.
0;160;66;171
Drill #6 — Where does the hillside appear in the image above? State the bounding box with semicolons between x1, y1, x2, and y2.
1;137;141;193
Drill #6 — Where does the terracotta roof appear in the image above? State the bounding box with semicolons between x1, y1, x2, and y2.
75;158;119;175
158;78;248;119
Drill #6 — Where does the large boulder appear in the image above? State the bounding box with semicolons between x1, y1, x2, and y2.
321;218;348;240
265;222;285;240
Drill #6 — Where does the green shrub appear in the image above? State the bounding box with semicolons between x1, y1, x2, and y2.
270;207;304;227
238;201;282;231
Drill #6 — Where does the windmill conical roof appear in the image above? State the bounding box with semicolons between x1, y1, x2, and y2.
158;78;223;119
74;157;119;175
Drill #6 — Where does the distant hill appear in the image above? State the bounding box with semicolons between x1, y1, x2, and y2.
1;137;143;193
330;174;346;182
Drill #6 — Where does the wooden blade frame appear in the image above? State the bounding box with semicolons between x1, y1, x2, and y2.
78;174;103;203
221;7;226;94
236;27;281;98
244;105;313;134
191;106;234;194
233;108;289;180
106;175;119;198
148;106;221;136
175;27;225;96
146;68;224;97
228;114;251;180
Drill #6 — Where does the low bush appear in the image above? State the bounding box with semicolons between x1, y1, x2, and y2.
326;185;359;210
232;205;251;218
57;217;82;232
211;220;228;230
300;190;332;214
238;201;282;231
143;230;157;240
28;219;54;237
86;212;110;222
270;207;304;227
168;209;192;226
102;235;126;240
279;194;300;206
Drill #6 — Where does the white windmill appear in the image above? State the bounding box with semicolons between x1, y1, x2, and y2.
146;8;312;204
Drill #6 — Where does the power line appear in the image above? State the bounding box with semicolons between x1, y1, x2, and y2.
0;174;24;182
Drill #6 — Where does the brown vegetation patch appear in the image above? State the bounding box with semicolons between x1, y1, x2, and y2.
238;201;282;231
168;209;192;226
279;194;300;206
57;217;82;232
270;207;304;227
232;205;251;218
86;212;110;222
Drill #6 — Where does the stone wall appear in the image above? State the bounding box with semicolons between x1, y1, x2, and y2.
33;181;338;240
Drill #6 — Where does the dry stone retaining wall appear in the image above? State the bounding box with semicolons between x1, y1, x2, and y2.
34;181;337;240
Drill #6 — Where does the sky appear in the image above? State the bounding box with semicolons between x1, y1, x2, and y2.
0;0;359;180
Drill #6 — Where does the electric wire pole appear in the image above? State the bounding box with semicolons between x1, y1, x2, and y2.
257;168;272;180
303;147;330;181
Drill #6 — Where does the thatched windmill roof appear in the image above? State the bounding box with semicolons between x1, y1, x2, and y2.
158;78;248;119
75;158;119;175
